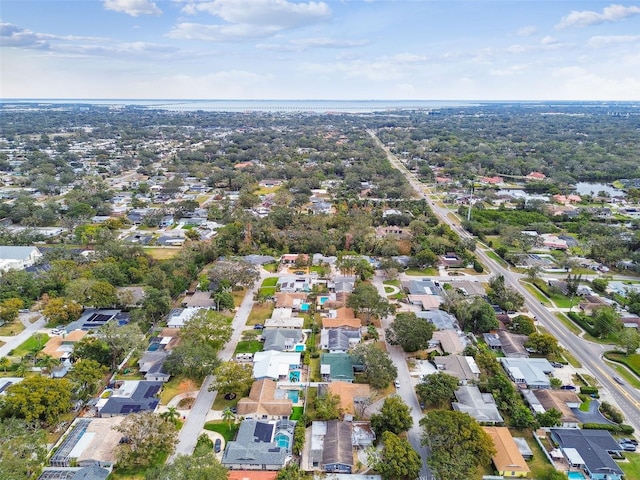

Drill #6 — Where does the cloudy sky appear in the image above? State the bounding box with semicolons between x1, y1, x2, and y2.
1;1;639;100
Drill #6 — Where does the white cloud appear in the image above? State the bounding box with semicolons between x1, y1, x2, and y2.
103;0;162;17
291;37;367;48
489;64;530;76
174;0;331;41
0;22;50;49
587;35;640;48
541;36;557;45
514;25;537;36
556;4;640;29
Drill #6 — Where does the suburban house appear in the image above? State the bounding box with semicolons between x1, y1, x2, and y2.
166;307;202;328
321;308;361;330
416;310;459;330
550;428;624;480
261;329;305;352
430;330;465;355
320;328;361;353
42;330;88;360
264;308;304;330
320;353;356;383
236;379;293;420
96;381;161;417
252;351;302;381
578;295;609;315
522;389;580;428
222;419;295;471
452;386;504;425
65;309;123;332
277;276;311;293
431;355;480;384
327;382;372;417
227;472;278;480
309;421;354;474
483;330;529;358
499;358;554;389
0;245;43;272
181;291;215;309
330;276;356;295
274;292;309;310
280;254;309;266
483;426;531;478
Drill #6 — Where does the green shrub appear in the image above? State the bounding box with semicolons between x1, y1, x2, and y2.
582;423;634;434
580;386;599;396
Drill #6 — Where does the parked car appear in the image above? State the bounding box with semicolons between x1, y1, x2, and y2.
214;438;222;453
560;385;576;390
551;362;565;368
253;324;264;330
394;379;400;388
619;442;636;452
620;438;639;446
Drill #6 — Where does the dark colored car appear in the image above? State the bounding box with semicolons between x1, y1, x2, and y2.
620;438;639;446
560;385;576;390
214;438;222;453
253;324;264;330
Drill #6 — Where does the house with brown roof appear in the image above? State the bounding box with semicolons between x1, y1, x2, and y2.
327;381;372;416
497;330;529;358
322;308;360;330
42;330;88;360
524;389;581;428
227;472;278;480
236;379;293;420
431;330;465;355
483;426;531;478
275;292;309;310
579;295;609;315
526;171;546;181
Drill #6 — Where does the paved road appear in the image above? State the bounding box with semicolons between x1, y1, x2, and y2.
0;313;47;358
170;272;266;460
371;274;434;480
370;130;640;436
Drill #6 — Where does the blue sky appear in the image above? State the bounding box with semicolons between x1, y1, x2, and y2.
1;1;639;100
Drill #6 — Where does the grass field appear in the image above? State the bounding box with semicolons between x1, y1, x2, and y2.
619;453;640;479
159;377;200;405
0;321;25;336
605;352;640;375
247;302;274;325
234;340;263;354
262;263;278;273
110;451;169;480
553;312;582;336
405;267;438;276
291;406;304;420
261;277;279;287
204;420;239;442
10;333;49;357
143;247;181;260
383;279;401;287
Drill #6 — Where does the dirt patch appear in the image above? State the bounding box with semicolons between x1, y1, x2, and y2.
179;378;197;393
178;397;195;409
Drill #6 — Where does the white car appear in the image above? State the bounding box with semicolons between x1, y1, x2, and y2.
394;379;401;388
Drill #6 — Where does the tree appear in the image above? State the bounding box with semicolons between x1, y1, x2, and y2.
386;312;435;352
222;406;235;427
160;406;180;426
1;376;73;425
114;411;178;469
276;463;308;480
98;321;145;371
420;410;496;480
313;391;342;420
352;343;398;389
36;353;59;375
536;408;562;427
510;315;536;335
41;297;82;325
510;403;537;429
616;328;640;356
457;297;499;334
164;339;221;381
591;278;608;293
347;283;393;325
209;362;253;396
533;466;568;480
592;306;622;339
213;290;235;311
376;431;422;480
72;336;111;367
68;359;107;401
208;259;259;290
145;452;228;480
566;274;582;311
415;372;459;408
0;418;47;480
488;274;525;313
525;332;560;356
370;395;413;436
0;357;10;373
139;287;172;327
526;265;542;282
0;297;24;325
182;310;233;351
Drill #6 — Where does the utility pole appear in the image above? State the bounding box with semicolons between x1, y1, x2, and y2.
467;183;474;221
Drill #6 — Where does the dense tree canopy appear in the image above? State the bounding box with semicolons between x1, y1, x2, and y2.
0;418;47;480
376;431;422;480
114;411;178;469
370;395;413;436
0;376;73;426
386;312;435;352
352;343;398;389
416;372;459;408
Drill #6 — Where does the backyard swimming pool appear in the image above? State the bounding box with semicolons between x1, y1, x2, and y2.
294;344;305;352
300;303;310;312
287;390;299;403
567;472;586;480
289;371;300;382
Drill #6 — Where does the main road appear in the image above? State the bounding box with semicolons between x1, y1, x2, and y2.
369;130;640;434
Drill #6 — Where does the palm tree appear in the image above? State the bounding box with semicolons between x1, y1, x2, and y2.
37;354;59;375
161;406;180;426
222;406;235;427
0;357;11;373
16;360;29;377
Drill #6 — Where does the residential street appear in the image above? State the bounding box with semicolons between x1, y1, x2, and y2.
0;313;47;358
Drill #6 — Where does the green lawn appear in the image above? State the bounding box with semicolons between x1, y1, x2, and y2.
579;397;591;412
261;277;279;287
204;420;239;442
0;321;25;336
384;286;395;294
234;340;263;354
247;303;274;325
554;313;582;336
604;352;640;376
486;250;509;268
405;267;438;276
619;453;640;479
603;357;640;389
262;263;278;273
290;406;304;420
159;376;201;405
521;281;550;305
383;279;401;287
110;450;169;480
259;286;277;297
10;333;49;357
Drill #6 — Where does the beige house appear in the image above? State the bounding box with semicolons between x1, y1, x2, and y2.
237;379;293;420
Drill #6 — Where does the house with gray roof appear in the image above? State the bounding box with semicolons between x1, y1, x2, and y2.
432;355;480;384
96;381;161;417
262;329;304;352
499;358;553;389
404;279;442;296
550;428;624;480
416;310;458;330
320;328;361;353
309;421;354;474
452;386;504;424
0;245;42;272
222;419;295;471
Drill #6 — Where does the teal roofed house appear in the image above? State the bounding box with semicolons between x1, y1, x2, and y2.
320;353;354;383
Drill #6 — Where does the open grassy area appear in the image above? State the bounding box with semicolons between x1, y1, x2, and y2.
553;312;582;336
605;352;640;376
383;279;401;287
262;263;278;273
143;247;181;260
159;377;200;405
291;406;304;420
247;302;274;325
231;288;247;306
619;453;640;479
0;321;25;336
560;347;582;368
579;396;592;412
261;277;279;287
486;250;509;268
405;267;438;276
110;450;169;480
234;340;263;354
204;420;239;442
10;333;49;357
521;281;550;305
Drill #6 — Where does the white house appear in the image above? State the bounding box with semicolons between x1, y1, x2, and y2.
0;246;43;272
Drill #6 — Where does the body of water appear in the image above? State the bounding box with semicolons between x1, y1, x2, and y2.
573;182;624;197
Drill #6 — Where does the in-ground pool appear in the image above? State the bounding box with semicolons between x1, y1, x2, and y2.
300;303;310;312
319;296;328;305
289;371;300;382
294;344;305;352
147;343;161;351
287;390;300;403
567;472;586;480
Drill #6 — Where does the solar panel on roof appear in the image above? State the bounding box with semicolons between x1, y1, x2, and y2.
144;385;161;398
254;422;274;443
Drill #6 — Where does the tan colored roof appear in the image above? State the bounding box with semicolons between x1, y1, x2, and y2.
432;330;464;354
328;381;371;415
483;427;530;474
275;292;308;308
228;472;278;480
533;390;580;424
42;330;88;359
236;379;293;417
322;317;361;329
76;417;125;465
